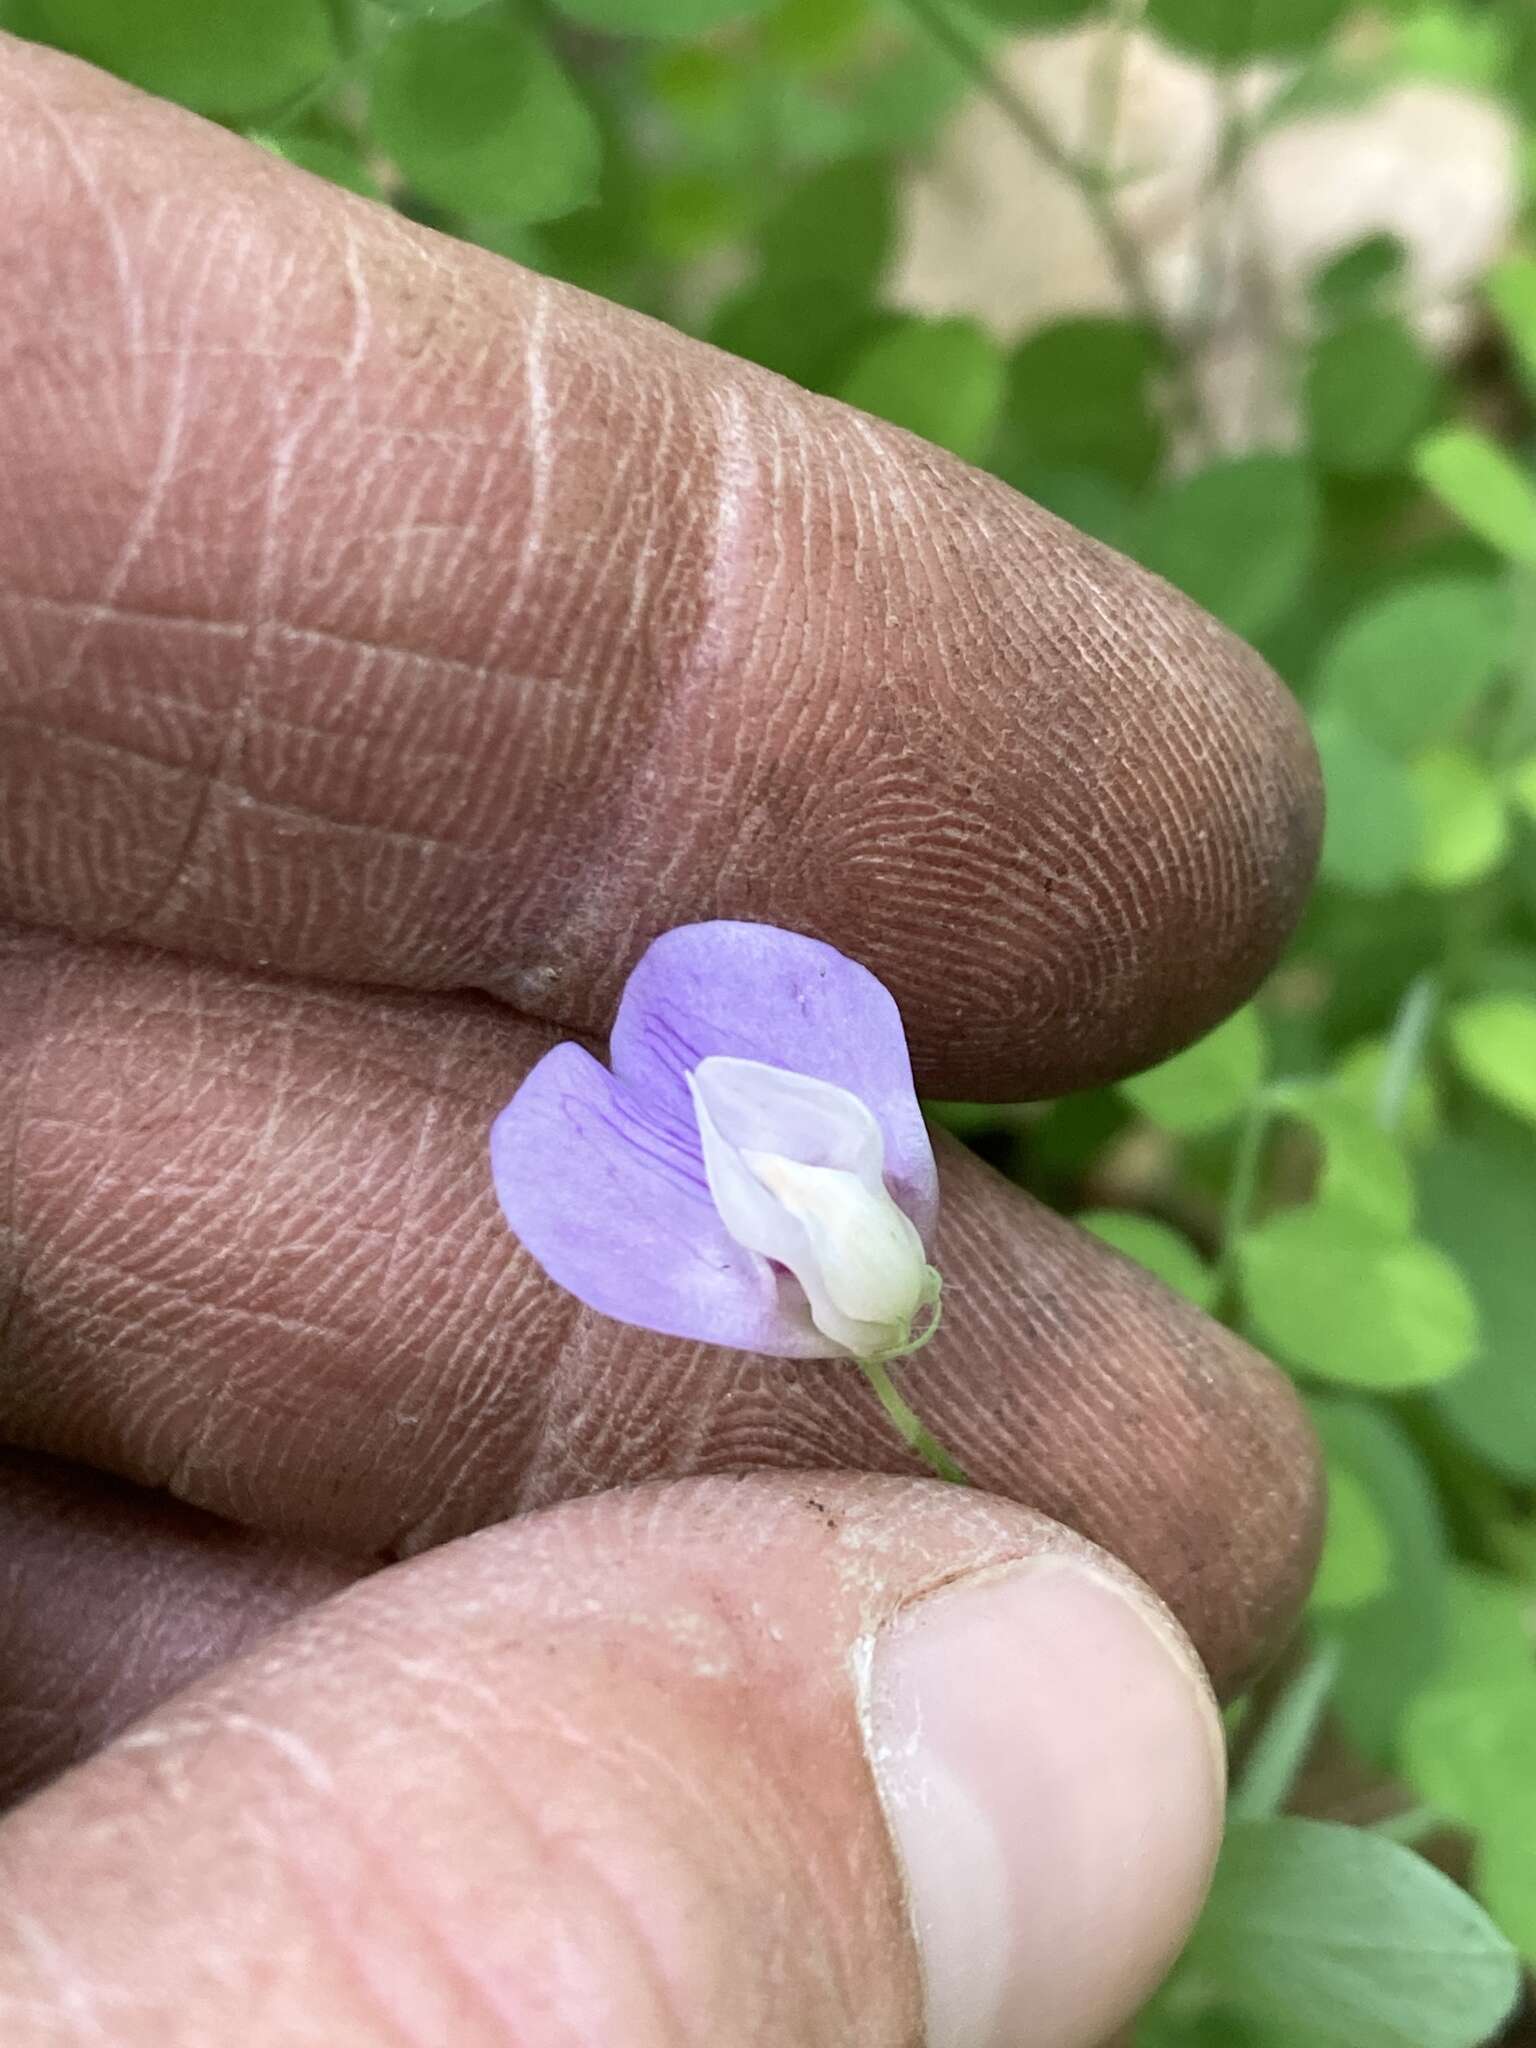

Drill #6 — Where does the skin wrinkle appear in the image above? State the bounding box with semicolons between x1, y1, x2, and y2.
0;1476;1202;2047
0;1450;357;1810
0;42;1327;1888
0;38;1319;1097
0;917;1319;1688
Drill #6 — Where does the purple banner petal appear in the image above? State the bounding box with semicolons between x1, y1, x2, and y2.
490;1042;830;1355
610;922;937;1238
490;921;938;1359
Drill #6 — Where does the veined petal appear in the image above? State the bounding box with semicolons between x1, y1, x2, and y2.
490;922;939;1363
609;922;937;1245
490;1042;835;1356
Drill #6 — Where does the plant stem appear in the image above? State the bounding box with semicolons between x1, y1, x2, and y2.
857;1355;969;1485
1375;972;1438;1133
1216;1086;1276;1292
1085;0;1146;172
1229;1638;1342;1821
323;0;367;61
1371;1802;1443;1845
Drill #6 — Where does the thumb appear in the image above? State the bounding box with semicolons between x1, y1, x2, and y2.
0;1474;1225;2048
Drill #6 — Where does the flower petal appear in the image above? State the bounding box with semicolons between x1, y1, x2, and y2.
689;1059;930;1357
489;1042;834;1356
609;922;937;1242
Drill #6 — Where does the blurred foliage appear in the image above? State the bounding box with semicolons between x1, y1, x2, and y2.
6;0;1535;2037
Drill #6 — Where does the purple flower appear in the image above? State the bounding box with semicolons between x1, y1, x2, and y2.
490;921;941;1362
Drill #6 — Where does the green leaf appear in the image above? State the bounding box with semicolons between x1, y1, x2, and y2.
255;128;383;200
1509;752;1536;825
1305;316;1440;476
1135;457;1318;641
1488;256;1536;403
1314;578;1507;756
1230;1642;1343;1819
1146;0;1348;62
1120;1006;1266;1136
368;7;599;224
758;0;867;67
1411;750;1509;890
375;0;489;16
1282;1089;1416;1236
966;0;1098;28
1447;994;1536;1126
1311;1399;1448;1761
1184;1818;1521;2048
1311;1462;1394;1612
756;155;893;300
1313;714;1422;894
709;280;877;391
1421;1130;1536;1481
1402;1680;1536;1838
838;318;1005;465
1432;1568;1536;1692
645;168;752;260
550;0;770;34
1414;426;1536;567
31;0;335;118
1478;1825;1536;1965
1239;1206;1478;1389
1311;233;1408;324
1075;1212;1216;1310
993;319;1164;488
1332;1037;1440;1147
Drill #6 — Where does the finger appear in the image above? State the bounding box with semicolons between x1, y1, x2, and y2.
0;922;1319;1692
0;38;1318;1099
0;1475;1225;2048
0;1449;361;1810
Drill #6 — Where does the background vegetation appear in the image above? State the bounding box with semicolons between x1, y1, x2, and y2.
5;0;1535;2039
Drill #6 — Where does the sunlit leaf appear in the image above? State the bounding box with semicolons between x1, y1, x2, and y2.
1134;456;1318;640
369;7;599;223
1411;750;1509;890
551;0;770;35
1240;1207;1478;1389
1415;426;1536;566
1146;0;1349;62
1075;1211;1215;1310
1282;1088;1416;1236
1314;578;1507;756
1183;1819;1521;2048
838;318;1005;464
32;0;335;117
1306;316;1440;476
1311;1462;1394;1612
1422;1129;1536;1481
1313;714;1422;894
1447;994;1536;1127
1312;1399;1449;1761
1120;1007;1266;1135
1488;256;1536;404
1311;234;1409;323
994;319;1164;488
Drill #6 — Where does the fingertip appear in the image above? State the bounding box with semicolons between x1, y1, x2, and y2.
868;1551;1226;2048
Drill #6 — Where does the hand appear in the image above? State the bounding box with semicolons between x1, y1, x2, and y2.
0;36;1322;2048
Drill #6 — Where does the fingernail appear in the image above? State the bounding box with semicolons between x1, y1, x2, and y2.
865;1552;1226;2048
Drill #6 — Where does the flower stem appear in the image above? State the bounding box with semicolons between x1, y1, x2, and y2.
856;1355;969;1485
